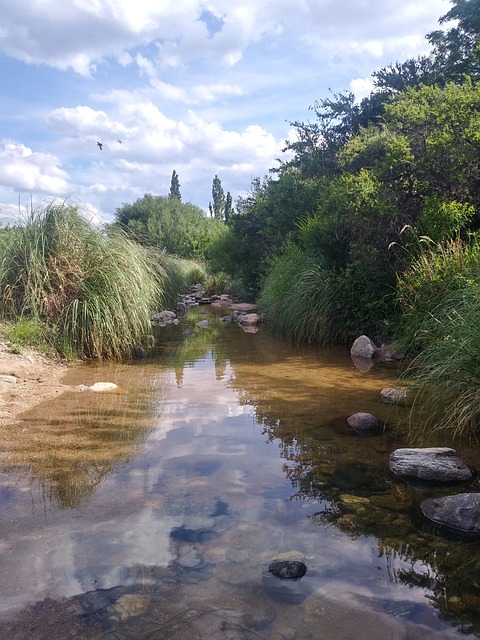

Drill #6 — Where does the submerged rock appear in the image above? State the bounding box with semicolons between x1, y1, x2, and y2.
389;447;472;482
380;387;407;404
421;493;480;534
268;560;307;580
347;412;380;436
262;560;310;604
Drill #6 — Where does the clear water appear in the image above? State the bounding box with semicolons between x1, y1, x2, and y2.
1;306;480;639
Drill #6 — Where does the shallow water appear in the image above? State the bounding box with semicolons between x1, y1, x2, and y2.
1;306;480;639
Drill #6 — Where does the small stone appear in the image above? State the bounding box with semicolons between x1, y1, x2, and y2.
88;382;118;392
0;375;17;384
268;560;307;580
380;387;406;404
196;320;209;329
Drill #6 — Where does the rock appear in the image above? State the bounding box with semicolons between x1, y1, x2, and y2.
421;493;480;534
0;375;17;384
347;412;380;436
237;313;261;326
196;319;209;329
262;561;310;604
88;382;118;393
151;310;177;326
350;335;378;359
389;447;472;482
108;594;151;622
268;560;307;580
380;387;407;403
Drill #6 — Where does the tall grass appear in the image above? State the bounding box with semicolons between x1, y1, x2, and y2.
396;235;480;352
403;285;480;441
0;202;188;359
258;242;337;344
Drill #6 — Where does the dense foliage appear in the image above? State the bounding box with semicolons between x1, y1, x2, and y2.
113;193;223;259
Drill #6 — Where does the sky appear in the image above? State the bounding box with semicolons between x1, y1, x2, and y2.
0;0;451;225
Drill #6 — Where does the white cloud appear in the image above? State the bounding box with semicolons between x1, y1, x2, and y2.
0;141;70;194
350;77;375;101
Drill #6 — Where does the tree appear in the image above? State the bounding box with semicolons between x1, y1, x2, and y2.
169;170;182;201
209;175;226;220
114;194;221;259
224;192;233;222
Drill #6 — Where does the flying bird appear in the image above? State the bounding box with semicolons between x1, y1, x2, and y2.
117;139;123;144
97;141;103;150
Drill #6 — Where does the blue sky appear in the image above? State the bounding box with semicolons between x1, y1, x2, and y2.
0;0;450;224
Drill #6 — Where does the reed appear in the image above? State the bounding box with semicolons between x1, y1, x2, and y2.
403;285;480;440
258;243;337;344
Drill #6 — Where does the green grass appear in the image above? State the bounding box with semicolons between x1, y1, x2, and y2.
395;235;480;353
0;202;191;359
258;242;337;344
402;285;480;441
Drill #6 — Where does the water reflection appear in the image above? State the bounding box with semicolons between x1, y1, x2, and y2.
0;306;480;639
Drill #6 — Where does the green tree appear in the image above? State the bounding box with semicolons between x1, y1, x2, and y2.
114;194;221;259
209;175;226;220
169;170;181;201
225;191;233;222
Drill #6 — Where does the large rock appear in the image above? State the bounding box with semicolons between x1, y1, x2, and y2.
389;447;472;482
421;493;480;534
350;335;377;359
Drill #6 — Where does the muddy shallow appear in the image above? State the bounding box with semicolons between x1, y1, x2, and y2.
0;307;479;639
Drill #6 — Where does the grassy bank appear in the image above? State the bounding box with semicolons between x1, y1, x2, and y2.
0;202;199;360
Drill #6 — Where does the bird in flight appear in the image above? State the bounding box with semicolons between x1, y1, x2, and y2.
97;141;103;150
117;139;123;144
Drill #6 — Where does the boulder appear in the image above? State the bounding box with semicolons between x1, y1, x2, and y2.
196;319;209;329
347;412;381;436
421;493;480;534
389;447;472;482
350;335;377;359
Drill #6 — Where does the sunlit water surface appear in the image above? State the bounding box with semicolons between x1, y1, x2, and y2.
1;307;480;639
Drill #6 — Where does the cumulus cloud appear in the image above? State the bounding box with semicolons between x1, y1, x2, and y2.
0;0;446;74
0;141;70;194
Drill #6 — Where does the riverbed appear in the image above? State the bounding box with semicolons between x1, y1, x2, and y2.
0;306;479;639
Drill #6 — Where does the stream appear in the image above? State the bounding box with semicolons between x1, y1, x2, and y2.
1;305;480;639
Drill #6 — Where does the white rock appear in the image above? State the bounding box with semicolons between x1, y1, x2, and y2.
0;375;17;384
88;382;118;392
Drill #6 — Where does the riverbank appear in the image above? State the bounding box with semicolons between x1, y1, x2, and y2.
0;340;78;427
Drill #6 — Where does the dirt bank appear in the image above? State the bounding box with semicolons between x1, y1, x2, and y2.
0;341;79;427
